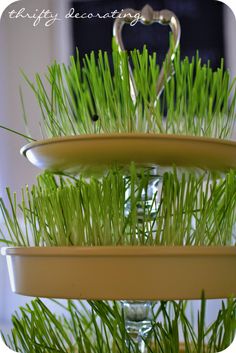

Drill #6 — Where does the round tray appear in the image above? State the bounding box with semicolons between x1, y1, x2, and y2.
21;134;236;174
2;246;236;300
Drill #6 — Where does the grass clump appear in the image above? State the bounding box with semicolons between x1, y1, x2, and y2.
1;298;235;353
0;165;235;247
20;41;236;139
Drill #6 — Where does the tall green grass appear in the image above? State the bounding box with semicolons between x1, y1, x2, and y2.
0;166;235;247
2;298;235;353
20;41;236;140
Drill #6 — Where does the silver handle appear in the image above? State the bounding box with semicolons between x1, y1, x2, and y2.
113;4;181;100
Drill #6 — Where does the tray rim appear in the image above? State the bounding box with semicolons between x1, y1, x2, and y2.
2;245;236;257
20;133;236;156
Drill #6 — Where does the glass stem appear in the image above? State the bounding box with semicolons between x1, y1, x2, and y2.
122;301;153;352
122;169;161;351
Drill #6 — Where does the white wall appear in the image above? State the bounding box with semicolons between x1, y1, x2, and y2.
0;0;71;328
224;4;236;78
0;0;72;200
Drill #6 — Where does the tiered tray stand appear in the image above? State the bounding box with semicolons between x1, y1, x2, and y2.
2;4;236;351
3;133;236;301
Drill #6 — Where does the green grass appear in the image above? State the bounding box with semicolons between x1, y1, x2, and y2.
19;40;236;140
1;298;235;353
0;39;235;353
0;165;235;247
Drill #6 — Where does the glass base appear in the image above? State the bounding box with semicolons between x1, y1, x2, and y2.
121;301;153;352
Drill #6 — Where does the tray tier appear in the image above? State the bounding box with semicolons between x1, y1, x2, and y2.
21;134;236;174
2;246;236;300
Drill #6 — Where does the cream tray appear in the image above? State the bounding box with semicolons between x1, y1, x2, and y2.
2;246;236;300
21;134;236;174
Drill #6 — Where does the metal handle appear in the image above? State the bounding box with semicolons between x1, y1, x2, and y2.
113;4;181;100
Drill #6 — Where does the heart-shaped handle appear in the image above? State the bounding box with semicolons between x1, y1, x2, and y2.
113;4;181;100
